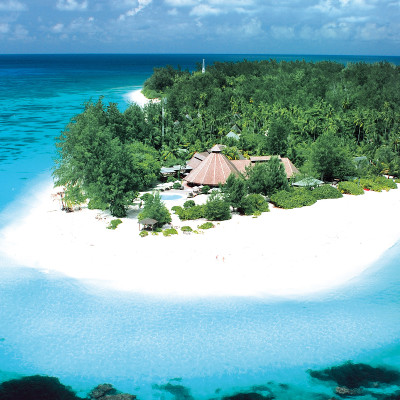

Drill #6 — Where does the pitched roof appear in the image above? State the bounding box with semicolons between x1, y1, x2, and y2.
231;159;251;174
280;157;299;178
184;151;240;186
187;152;208;169
249;155;299;178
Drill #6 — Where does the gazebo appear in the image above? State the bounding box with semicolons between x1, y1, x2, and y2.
138;218;158;231
292;177;324;188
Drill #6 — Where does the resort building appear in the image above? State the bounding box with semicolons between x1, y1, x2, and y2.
183;145;299;187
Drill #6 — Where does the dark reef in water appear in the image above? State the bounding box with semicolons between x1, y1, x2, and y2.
153;382;194;400
2;362;400;400
0;375;79;400
0;376;135;400
309;361;400;388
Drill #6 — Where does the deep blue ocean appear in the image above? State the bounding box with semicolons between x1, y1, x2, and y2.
1;54;400;400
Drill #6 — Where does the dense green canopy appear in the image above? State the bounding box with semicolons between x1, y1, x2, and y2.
54;59;400;216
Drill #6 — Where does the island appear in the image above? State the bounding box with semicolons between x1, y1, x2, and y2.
1;59;400;297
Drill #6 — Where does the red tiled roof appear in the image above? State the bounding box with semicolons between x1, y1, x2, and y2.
187;152;208;169
280;157;299;178
249;155;299;178
184;152;240;186
231;159;251;174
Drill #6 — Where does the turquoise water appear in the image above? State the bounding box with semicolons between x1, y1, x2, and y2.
1;54;400;399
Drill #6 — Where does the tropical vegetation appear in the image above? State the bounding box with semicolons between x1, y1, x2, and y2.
54;59;400;216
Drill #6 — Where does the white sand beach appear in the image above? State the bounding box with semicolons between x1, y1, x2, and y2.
125;89;159;107
1;183;400;298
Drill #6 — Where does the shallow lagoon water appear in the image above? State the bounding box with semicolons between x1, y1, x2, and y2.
1;54;400;399
1;242;400;399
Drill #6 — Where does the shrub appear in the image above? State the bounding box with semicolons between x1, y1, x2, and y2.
181;225;193;232
139;231;148;237
246;156;289;196
198;222;215;229
138;192;172;227
223;173;248;209
173;204;205;221
171;205;184;214
163;228;178;236
183;200;196;209
201;185;211;194
270;188;317;209
239;193;270;215
204;192;231;221
311;185;343;200
338;181;364;195
107;219;122;230
167;176;177;183
140;193;153;202
183;205;205;220
173;182;182;189
360;176;397;192
88;197;108;210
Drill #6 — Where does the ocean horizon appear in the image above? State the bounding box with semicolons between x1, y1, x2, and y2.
1;53;400;400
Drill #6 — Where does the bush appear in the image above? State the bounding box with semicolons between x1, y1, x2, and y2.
311;185;343;200
173;204;205;220
198;222;215;229
201;185;211;194
138;192;172;227
246;156;289;196
183;200;196;209
163;228;178;236
360;176;397;192
107;219;122;230
270;188;317;209
204;192;231;221
167;176;177;183
181;225;193;232
109;201;127;218
173;182;182;189
239;193;270;215
139;230;149;237
88;197;108;210
183;205;205;220
140;193;153;202
338;181;364;195
171;205;184;214
223;173;248;209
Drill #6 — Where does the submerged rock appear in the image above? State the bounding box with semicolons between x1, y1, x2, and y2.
309;361;400;389
335;386;364;397
222;392;274;400
0;375;79;400
88;383;136;400
89;384;116;398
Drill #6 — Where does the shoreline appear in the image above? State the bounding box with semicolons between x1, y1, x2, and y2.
1;181;400;298
124;88;159;107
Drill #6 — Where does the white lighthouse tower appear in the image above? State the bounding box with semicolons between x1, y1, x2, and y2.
202;58;206;74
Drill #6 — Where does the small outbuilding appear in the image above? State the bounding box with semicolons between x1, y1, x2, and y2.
138;218;158;231
292;177;324;188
